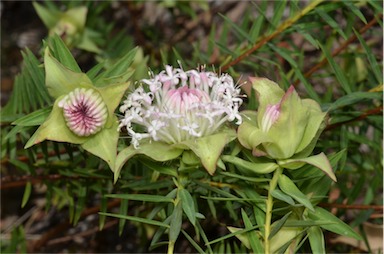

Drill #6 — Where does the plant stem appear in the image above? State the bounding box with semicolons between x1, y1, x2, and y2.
167;241;175;254
221;0;324;71
264;166;283;254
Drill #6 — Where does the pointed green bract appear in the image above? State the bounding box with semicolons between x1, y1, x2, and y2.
25;42;132;171
238;77;327;160
179;128;237;175
98;82;131;127
45;48;93;98
114;141;184;182
61;6;87;30
278;153;337;182
82;119;120;170
33;2;60;28
25;99;87;148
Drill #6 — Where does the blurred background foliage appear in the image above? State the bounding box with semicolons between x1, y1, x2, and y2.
1;0;382;253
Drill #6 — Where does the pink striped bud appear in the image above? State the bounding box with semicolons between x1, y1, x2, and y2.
58;88;108;137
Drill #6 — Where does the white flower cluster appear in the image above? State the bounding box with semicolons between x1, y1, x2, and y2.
119;65;243;148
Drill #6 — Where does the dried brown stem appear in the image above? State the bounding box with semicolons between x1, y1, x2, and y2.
27;199;121;252
0;174;107;189
319;202;383;211
325;106;383;131
293;14;382;86
221;0;323;72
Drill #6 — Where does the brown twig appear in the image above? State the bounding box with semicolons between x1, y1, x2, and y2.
27;199;121;252
325;106;383;131
0;174;109;189
319;202;383;211
292;13;382;86
46;219;119;247
221;0;324;72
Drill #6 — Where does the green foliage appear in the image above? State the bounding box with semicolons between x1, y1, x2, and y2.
1;0;382;253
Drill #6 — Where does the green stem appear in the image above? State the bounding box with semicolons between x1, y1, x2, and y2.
264;166;283;254
167;241;175;254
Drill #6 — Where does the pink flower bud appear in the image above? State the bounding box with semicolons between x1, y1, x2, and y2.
58;88;108;137
261;104;280;132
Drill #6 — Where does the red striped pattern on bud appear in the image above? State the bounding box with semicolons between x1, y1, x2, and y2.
58;88;108;136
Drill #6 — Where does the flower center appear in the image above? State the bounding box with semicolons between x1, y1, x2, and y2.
163;86;211;114
58;88;108;137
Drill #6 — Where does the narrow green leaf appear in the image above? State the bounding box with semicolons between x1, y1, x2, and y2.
268;43;298;68
219;171;270;183
241;209;264;253
86;62;104;82
21;182;32;208
308;207;362;240
73;185;87;225
200;196;264;203
293;68;321;102
105;194;174;203
49;35;82;72
181;230;205;254
316;8;347;39
141;159;178;177
96;47;137;84
308;226;325;253
278;174;314;211
284;220;334;227
99;212;169;228
180;189;196;226
219;14;253;43
269;212;292;240
326;91;382;111
318;42;352;94
270;1;287;31
118;199;129;235
169;201;183;242
343;2;367;24
354;29;383;84
99;196;107;230
12;107;52;126
217;226;259;246
221;155;278;174
271;189;295;205
249;11;265;42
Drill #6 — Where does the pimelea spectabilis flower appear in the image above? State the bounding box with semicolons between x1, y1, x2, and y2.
238;77;336;182
58;88;108;137
25;45;131;170
119;65;243;148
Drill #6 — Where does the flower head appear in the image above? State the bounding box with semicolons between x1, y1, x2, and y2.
119;65;243;148
238;77;327;160
24;45;131;171
58;88;108;137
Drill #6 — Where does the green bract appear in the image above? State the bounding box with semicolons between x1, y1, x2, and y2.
25;48;130;170
114;128;237;183
33;2;101;53
238;78;326;159
238;78;336;181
